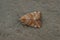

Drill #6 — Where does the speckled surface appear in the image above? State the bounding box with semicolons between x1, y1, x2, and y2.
0;0;60;40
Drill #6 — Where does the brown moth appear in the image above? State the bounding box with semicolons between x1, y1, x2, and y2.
19;11;41;28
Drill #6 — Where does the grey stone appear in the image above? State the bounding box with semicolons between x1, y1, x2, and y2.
0;0;60;40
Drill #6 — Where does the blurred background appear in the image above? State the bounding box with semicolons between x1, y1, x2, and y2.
0;0;60;40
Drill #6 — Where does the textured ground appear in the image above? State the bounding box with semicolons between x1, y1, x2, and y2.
0;0;60;40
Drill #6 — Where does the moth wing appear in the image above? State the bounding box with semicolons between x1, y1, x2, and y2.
34;20;41;28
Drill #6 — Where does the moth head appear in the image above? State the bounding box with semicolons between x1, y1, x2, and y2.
19;16;26;23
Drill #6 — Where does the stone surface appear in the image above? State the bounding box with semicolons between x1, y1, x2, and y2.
0;0;60;40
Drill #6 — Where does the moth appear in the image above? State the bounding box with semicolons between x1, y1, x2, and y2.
19;11;41;28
